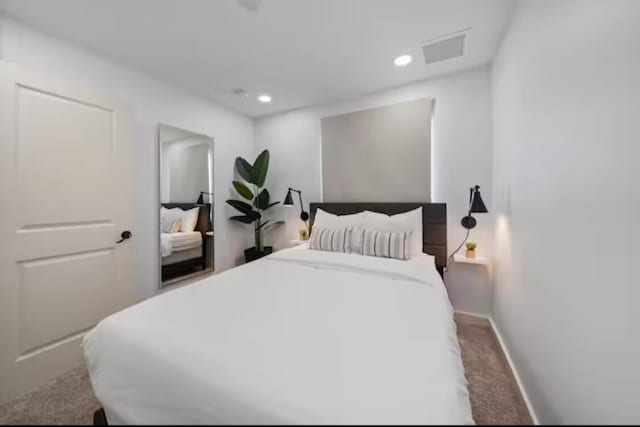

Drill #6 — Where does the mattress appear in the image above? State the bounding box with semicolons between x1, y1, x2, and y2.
160;231;202;257
83;245;473;425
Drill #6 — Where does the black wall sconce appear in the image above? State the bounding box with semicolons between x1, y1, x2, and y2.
461;185;488;229
196;191;214;204
283;187;309;223
450;185;488;262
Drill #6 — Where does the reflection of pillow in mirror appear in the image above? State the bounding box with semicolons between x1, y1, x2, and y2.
180;207;200;232
160;207;180;224
161;217;181;233
160;216;170;232
160;207;169;226
161;206;199;232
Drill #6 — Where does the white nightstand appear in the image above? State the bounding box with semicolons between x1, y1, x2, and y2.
444;253;492;317
453;253;489;265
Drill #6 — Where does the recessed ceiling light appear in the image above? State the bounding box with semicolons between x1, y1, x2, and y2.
394;55;413;67
257;94;272;103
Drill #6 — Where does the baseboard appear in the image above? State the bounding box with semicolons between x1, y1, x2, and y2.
489;318;540;425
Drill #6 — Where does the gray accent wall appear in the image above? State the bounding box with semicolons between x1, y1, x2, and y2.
320;99;431;202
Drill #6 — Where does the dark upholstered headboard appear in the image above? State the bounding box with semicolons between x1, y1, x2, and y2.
309;203;447;276
161;203;212;233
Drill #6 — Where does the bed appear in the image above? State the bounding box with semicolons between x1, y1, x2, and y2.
84;203;473;425
161;231;203;264
161;203;212;281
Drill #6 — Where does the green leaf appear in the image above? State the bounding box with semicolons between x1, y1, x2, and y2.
232;181;254;200
249;150;269;187
229;215;255;224
254;188;270;210
263;220;285;230
235;157;252;182
226;199;257;217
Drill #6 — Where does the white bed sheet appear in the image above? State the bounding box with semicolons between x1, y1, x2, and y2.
160;231;202;257
83;246;473;425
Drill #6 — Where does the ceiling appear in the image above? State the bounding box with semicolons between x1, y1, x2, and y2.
0;0;513;117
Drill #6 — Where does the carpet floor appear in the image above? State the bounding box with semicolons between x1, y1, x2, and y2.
0;320;532;425
456;321;533;425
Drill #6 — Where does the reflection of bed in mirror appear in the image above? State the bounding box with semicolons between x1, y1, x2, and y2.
161;203;213;282
159;123;214;286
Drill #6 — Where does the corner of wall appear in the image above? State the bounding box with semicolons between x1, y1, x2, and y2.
489;318;540;424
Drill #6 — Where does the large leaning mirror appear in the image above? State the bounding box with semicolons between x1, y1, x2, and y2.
159;124;214;286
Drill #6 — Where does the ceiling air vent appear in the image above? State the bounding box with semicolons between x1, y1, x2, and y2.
421;30;468;66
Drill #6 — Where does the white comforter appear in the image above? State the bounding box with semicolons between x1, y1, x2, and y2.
83;246;473;425
160;231;202;257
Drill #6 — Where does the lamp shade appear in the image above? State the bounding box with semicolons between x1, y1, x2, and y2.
283;189;294;206
196;191;213;205
469;188;488;213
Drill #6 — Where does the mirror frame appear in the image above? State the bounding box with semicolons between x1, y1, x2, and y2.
157;123;215;288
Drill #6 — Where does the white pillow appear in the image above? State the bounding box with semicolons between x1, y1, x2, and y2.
179;206;200;232
309;227;353;253
313;208;368;228
161;207;179;228
313;209;368;252
161;206;200;233
360;228;411;260
160;206;171;224
161;217;182;233
363;207;423;256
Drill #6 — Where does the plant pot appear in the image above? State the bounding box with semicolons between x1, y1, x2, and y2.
465;249;476;259
244;246;273;263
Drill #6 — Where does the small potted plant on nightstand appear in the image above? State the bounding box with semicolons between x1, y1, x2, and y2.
465;242;477;259
299;228;309;241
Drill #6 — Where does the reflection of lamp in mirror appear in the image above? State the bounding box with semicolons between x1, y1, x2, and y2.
196;191;214;204
197;209;213;235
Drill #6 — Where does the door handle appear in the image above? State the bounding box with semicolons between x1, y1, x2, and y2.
116;230;132;243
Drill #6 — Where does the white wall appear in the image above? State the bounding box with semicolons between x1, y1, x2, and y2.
0;16;255;300
255;67;494;261
491;0;640;423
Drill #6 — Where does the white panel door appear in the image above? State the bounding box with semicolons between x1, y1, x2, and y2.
0;62;135;403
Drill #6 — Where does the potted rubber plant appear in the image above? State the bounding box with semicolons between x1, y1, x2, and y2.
226;149;283;263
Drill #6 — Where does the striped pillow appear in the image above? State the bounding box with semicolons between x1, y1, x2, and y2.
309;227;353;253
360;228;411;260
